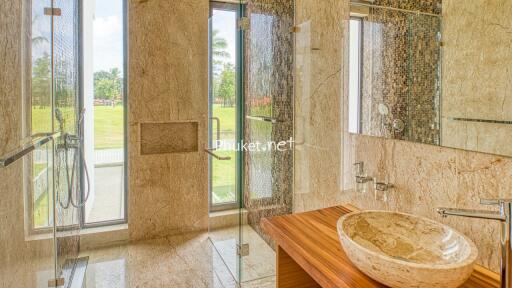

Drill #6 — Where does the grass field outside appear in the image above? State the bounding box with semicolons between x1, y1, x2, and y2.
32;105;124;149
211;105;237;204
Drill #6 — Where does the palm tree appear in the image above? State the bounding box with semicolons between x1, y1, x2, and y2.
32;15;49;47
212;29;230;60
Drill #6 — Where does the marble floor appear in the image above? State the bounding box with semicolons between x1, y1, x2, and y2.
82;227;276;288
209;224;276;283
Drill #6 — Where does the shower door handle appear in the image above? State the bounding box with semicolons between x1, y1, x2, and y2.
204;148;232;161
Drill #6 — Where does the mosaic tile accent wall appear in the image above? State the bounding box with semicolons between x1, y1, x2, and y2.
244;0;294;246
359;0;442;145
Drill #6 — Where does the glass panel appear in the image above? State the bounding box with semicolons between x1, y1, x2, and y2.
242;0;294;283
0;0;56;287
30;0;54;230
33;142;54;229
53;0;81;285
208;2;241;284
83;0;126;224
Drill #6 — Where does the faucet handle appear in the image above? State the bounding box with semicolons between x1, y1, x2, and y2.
354;162;364;176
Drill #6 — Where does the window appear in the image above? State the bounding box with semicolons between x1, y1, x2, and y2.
348;17;363;134
30;0;54;230
81;0;127;226
209;2;239;211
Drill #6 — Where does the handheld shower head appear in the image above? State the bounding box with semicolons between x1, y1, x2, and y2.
78;108;86;125
55;108;63;123
55;108;64;131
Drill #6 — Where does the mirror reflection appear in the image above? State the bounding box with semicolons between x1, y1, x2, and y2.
347;0;512;157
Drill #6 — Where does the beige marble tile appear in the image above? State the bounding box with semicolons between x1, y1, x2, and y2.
293;0;347;213
209;225;276;283
128;0;209;240
82;231;276;288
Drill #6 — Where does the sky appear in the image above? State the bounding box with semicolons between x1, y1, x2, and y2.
93;0;124;73
212;9;237;65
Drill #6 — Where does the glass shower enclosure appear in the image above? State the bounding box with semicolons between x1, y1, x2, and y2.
0;1;83;287
208;0;294;285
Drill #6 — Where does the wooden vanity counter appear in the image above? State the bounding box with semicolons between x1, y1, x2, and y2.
261;205;500;288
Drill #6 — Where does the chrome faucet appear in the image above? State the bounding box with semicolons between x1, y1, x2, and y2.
437;199;512;288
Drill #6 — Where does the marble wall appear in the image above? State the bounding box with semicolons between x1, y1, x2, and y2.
128;0;209;240
294;0;512;274
293;0;346;212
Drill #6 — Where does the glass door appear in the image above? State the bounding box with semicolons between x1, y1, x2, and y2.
53;0;81;285
240;0;294;284
207;1;243;283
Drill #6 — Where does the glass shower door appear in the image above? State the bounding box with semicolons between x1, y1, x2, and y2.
240;0;294;284
53;0;81;285
208;2;243;283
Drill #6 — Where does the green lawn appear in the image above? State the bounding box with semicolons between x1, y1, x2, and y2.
211;105;237;204
212;104;236;140
94;106;124;149
31;105;124;149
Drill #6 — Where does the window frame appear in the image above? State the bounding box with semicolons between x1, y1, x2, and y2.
348;16;364;135
79;0;128;228
209;1;241;212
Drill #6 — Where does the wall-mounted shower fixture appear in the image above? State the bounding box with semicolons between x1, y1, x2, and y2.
392;119;405;133
55;108;91;209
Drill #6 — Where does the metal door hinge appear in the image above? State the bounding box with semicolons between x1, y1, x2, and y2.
237;243;250;256
47;278;65;287
238;17;250;31
44;7;62;16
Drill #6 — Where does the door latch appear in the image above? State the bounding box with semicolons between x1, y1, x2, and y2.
47;278;65;287
238;17;250;31
44;7;62;16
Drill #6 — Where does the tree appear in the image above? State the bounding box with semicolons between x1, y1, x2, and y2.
32;54;52;108
217;63;236;107
212;29;230;60
94;68;122;102
212;30;230;75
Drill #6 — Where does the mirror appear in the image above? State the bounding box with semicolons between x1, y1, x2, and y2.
347;1;512;157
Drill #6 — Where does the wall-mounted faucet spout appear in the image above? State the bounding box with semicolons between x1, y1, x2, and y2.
436;207;505;221
437;199;512;288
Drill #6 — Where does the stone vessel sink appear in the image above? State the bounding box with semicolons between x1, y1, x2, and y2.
337;211;478;288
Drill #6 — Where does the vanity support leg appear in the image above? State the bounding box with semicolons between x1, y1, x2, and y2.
276;245;321;288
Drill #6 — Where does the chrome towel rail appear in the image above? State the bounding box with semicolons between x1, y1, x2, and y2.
449;117;512;125
0;132;60;168
246;115;281;124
